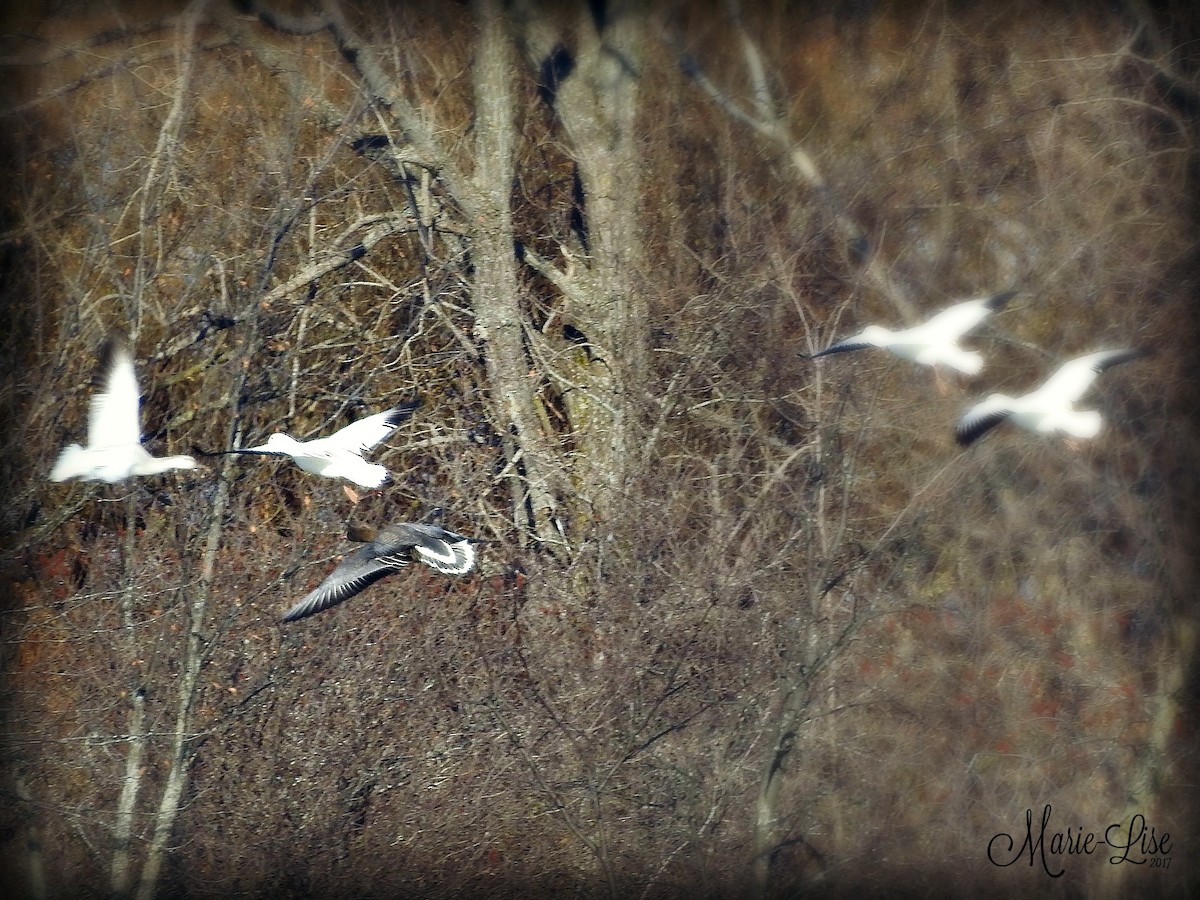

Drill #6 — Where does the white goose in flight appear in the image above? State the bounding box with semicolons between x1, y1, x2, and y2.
282;521;477;622
50;331;198;483
202;400;419;488
956;348;1147;446
809;289;1018;376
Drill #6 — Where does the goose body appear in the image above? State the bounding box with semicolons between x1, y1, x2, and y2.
283;522;477;622
810;290;1017;375
956;349;1146;446
50;332;197;483
211;401;418;488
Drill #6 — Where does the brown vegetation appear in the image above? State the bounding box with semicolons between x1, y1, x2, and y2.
0;1;1197;898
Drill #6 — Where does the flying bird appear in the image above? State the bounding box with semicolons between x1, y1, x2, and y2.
282;521;478;622
955;348;1147;447
50;331;198;483
200;400;419;488
808;290;1018;377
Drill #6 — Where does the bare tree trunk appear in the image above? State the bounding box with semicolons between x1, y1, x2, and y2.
110;491;148;898
110;685;147;897
255;0;566;546
555;2;647;513
468;0;566;547
751;682;812;898
516;1;648;522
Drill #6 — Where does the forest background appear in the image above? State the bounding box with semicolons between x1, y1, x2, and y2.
1;1;1199;898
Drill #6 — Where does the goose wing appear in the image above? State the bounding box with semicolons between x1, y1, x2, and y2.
322;400;420;454
956;395;1014;446
808;334;877;359
1035;349;1144;406
282;545;405;622
89;333;143;449
917;290;1017;342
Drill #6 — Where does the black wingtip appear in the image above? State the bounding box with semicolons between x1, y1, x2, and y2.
1095;347;1152;372
281;604;324;624
384;397;422;426
191;445;275;458
955;422;988;447
985;289;1019;311
93;328;134;386
281;589;344;623
955;411;1009;447
191;444;246;458
809;341;870;360
101;328;133;356
280;596;313;623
